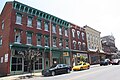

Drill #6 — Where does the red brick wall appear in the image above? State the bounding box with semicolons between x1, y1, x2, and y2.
0;2;13;75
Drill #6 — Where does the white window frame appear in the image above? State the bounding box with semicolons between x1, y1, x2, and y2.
82;32;85;40
77;31;80;39
53;37;57;47
52;24;56;33
72;29;75;38
78;42;81;50
26;33;32;45
16;13;22;25
15;31;21;44
65;29;68;37
0;36;2;46
37;34;42;46
37;20;42;29
73;40;76;49
44;22;49;31
2;20;4;30
59;27;62;35
27;17;32;27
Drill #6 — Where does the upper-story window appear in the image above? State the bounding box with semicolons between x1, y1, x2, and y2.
81;32;85;40
53;37;57;47
26;32;32;45
44;22;49;31
87;33;90;40
37;34;42;46
59;38;63;48
78;42;81;50
59;27;62;35
77;31;80;39
27;16;32;27
52;24;56;33
15;30;21;43
2;20;4;30
37;19;42;29
0;36;2;46
44;36;49;47
65;29;68;37
73;40;76;49
82;42;86;51
66;39;69;49
72;29;75;38
16;13;22;25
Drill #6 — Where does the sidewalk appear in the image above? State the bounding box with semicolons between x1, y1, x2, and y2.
0;64;100;80
0;72;42;80
90;64;100;68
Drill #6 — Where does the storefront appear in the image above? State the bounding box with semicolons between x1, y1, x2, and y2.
72;51;88;66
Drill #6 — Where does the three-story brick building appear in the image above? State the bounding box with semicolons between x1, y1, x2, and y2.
0;1;87;75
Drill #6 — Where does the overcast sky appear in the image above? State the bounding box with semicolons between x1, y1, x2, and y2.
0;0;120;49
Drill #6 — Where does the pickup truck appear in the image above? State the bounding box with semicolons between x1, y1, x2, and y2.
111;59;120;65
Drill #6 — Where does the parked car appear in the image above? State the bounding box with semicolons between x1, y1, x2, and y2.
42;64;71;76
72;62;90;71
100;59;111;66
111;59;120;65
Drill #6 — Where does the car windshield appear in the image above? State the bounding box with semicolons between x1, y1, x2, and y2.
77;63;82;65
50;64;57;68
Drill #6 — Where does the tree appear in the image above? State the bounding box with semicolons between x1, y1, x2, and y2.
19;47;41;73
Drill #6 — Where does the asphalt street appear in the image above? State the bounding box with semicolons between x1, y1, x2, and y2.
24;65;120;80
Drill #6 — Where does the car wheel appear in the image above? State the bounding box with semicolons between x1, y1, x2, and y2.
80;67;83;70
87;66;90;69
67;69;70;73
51;71;55;76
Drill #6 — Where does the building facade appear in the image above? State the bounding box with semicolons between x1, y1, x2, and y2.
101;35;118;59
84;25;105;64
0;1;72;75
69;24;88;66
0;1;88;75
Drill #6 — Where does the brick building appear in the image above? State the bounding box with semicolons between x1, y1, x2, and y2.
0;1;87;75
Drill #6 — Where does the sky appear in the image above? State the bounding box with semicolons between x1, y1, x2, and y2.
0;0;120;49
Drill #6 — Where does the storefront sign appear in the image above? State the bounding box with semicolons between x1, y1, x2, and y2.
5;54;8;62
63;52;69;56
1;57;3;63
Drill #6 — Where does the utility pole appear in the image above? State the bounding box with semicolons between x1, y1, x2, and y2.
49;20;52;66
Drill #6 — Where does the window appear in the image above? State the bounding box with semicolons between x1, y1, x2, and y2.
59;39;63;48
37;20;42;29
2;20;4;30
82;42;86;51
11;57;22;71
53;37;57;47
35;58;42;70
52;24;56;33
27;33;32;45
73;40;76;49
72;29;75;38
81;32;85;40
0;36;2;46
44;22;49;31
37;34;42;46
65;29;68;37
15;30;21;43
87;33;90;40
59;27;62;35
77;31;80;39
27;17;32;27
66;40;69;49
16;13;22;24
78;42;81;50
45;36;49;47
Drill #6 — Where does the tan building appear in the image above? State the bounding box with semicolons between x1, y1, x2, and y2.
84;25;105;64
